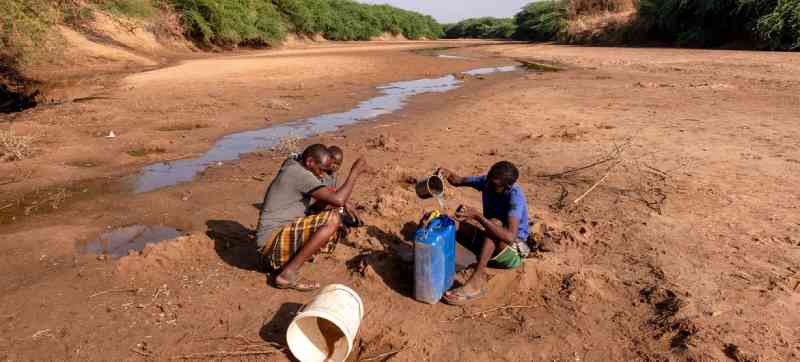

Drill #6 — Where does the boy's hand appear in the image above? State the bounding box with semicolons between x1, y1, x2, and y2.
455;205;480;221
437;168;458;185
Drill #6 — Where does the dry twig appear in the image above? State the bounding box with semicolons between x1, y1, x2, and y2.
130;348;152;357
31;329;52;339
550;183;569;210
572;162;620;204
449;305;532;322
171;350;276;360
360;349;406;361
89;288;139;298
538;157;616;179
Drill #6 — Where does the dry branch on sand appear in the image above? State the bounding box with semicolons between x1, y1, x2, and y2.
540;140;674;213
360;349;406;361
89;288;140;298
447;305;533;322
171;350;276;360
0;129;35;162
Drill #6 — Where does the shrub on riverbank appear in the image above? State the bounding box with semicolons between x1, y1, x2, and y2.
443;17;517;39
1;0;59;71
756;0;800;49
171;0;441;45
513;0;568;41
639;0;800;49
1;0;442;70
171;0;286;45
451;0;799;50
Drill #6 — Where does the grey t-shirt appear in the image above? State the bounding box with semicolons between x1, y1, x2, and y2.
256;158;326;247
323;173;337;189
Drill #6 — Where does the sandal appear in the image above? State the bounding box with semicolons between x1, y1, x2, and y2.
442;286;487;306
273;275;320;292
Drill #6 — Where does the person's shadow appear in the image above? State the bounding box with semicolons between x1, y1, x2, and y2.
340;224;419;300
260;302;303;361
206;220;261;271
352;222;479;302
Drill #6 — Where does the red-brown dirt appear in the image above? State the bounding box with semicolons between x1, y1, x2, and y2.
1;42;799;361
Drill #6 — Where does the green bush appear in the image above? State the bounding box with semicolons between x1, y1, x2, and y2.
168;0;441;46
1;0;58;67
443;17;517;39
63;5;97;27
756;0;800;49
513;1;568;41
96;0;158;19
170;0;286;46
636;0;800;49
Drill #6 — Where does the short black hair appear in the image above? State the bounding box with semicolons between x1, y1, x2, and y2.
488;161;519;186
301;144;331;164
328;146;344;159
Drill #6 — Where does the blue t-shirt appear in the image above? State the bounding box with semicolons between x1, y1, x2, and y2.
463;175;530;241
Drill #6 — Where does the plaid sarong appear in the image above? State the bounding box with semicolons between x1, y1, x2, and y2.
260;210;341;270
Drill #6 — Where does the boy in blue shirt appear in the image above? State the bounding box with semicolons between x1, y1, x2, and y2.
438;161;531;305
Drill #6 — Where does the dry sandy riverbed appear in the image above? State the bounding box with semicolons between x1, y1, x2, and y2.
1;41;799;361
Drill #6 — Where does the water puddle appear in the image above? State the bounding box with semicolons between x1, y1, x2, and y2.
1;178;124;225
463;66;519;76
437;54;472;60
132;65;522;193
81;225;183;258
410;47;473;60
410;47;459;57
517;60;564;72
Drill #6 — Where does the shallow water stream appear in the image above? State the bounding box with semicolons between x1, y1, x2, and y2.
132;65;522;193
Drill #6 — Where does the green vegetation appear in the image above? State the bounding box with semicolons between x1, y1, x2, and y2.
63;5;97;27
1;0;59;69
443;17;517;39
450;0;800;50
757;0;800;49
637;0;800;49
445;1;568;41
513;0;568;41
1;0;442;74
171;0;442;46
4;0;799;80
97;0;158;19
171;0;287;46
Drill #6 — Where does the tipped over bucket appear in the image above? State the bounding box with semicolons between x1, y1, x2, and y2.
286;284;364;362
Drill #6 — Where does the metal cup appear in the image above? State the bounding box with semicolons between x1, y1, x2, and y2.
415;174;445;199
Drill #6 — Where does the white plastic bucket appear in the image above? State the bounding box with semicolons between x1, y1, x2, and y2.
286;284;364;362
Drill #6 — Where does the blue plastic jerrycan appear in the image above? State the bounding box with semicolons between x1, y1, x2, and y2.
414;215;456;304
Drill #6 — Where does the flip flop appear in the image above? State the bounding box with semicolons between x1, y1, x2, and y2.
274;276;320;292
442;286;487;306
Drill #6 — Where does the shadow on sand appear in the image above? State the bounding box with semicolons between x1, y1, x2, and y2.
206;219;261;272
259;302;303;362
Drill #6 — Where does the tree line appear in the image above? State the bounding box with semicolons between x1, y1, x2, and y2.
443;0;800;50
1;0;443;70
